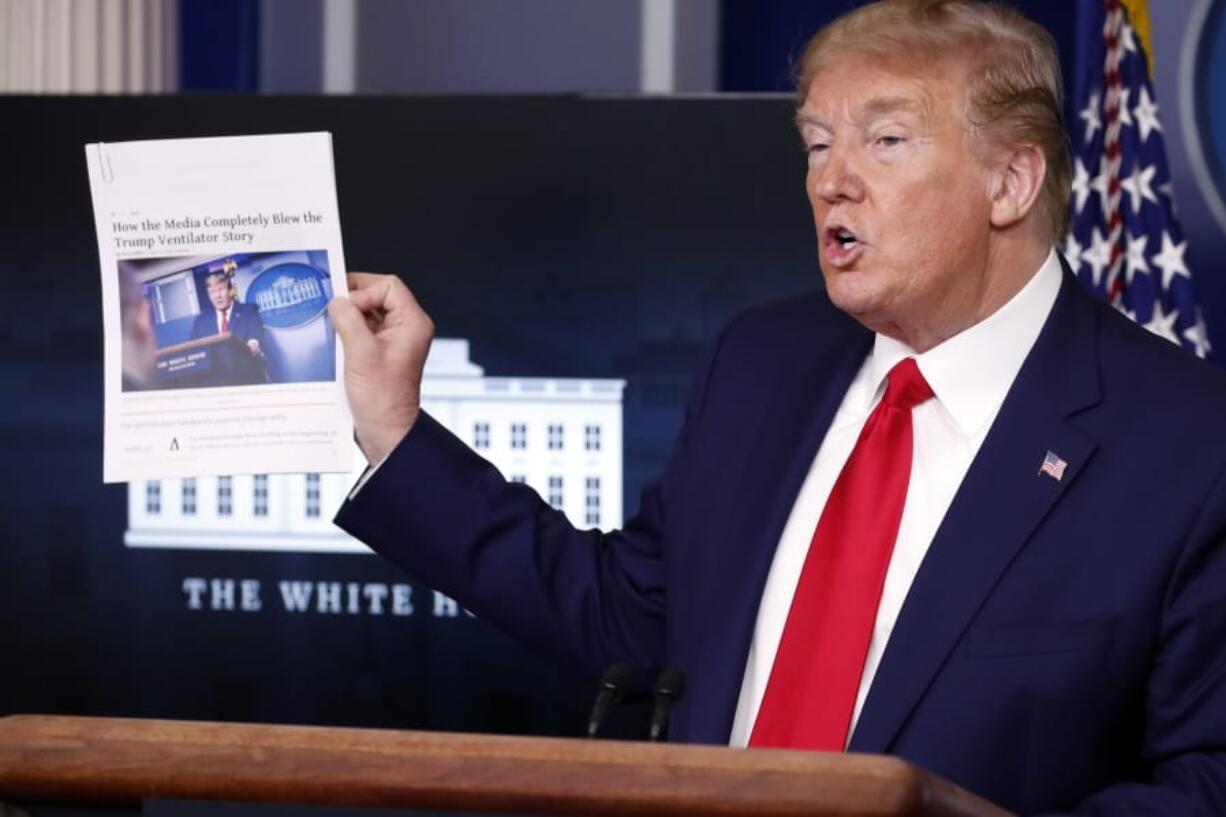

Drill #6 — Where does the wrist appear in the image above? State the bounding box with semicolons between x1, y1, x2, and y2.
357;407;419;465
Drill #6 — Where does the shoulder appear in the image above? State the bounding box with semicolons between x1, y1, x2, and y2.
1070;292;1226;494
680;289;869;416
1093;297;1226;424
715;290;867;366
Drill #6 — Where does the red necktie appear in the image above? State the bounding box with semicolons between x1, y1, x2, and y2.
750;357;933;751
221;312;230;334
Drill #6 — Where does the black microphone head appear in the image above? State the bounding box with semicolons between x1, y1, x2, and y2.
653;667;686;701
600;662;635;693
588;662;635;738
647;667;687;742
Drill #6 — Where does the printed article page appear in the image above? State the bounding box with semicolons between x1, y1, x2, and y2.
88;132;354;483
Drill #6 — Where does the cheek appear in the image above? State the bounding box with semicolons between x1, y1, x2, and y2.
882;173;985;249
873;185;941;258
805;169;824;215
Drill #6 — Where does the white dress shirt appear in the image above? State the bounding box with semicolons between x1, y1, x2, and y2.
728;249;1064;748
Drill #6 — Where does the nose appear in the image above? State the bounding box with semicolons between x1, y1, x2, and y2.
812;151;865;204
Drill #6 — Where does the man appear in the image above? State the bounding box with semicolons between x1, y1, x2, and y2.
190;268;268;386
326;1;1226;814
119;266;156;390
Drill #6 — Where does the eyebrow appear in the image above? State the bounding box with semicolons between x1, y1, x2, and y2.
861;95;930;121
795;94;931;131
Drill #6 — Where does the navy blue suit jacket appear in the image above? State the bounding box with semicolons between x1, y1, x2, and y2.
336;268;1226;815
190;301;265;345
189;301;267;385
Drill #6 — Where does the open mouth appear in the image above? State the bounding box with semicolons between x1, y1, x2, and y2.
824;225;864;266
830;227;858;250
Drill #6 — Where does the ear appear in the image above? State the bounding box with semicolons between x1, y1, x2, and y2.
988;143;1046;230
135;298;155;342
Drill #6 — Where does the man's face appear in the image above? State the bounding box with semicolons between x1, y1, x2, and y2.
206;277;233;311
798;54;997;346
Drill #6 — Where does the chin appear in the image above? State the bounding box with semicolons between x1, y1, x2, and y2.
824;281;903;338
822;269;878;313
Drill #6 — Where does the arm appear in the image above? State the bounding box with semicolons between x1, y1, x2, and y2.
189;312;211;341
328;273;722;679
236;302;265;356
334;411;670;678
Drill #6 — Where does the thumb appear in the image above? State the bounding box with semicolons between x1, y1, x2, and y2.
328;297;374;353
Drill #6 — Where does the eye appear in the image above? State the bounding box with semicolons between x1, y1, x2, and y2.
876;134;905;148
805;143;830;168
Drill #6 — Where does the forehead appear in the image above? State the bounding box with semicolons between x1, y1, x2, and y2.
797;53;968;128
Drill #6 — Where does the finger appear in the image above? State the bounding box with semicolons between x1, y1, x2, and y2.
327;297;376;353
347;274;425;317
347;285;394;313
346;271;399;292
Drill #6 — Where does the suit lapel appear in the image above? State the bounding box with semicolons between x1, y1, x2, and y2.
849;270;1103;754
693;317;873;744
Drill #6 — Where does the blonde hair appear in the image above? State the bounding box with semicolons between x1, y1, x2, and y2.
797;0;1071;240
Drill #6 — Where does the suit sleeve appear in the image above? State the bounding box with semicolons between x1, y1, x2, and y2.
233;303;264;345
1037;463;1226;817
247;303;265;346
333;329;729;683
189;313;210;340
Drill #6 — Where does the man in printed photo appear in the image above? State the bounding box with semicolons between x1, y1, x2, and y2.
191;265;268;386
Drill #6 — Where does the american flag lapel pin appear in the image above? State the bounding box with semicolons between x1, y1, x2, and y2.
1039;450;1068;482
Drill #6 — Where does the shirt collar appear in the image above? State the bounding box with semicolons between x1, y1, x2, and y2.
866;248;1063;437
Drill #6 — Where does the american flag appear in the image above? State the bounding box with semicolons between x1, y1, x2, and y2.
1065;0;1209;357
1040;451;1068;482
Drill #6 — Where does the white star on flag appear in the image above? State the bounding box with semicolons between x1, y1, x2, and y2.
1080;91;1102;145
1153;231;1190;289
1115;88;1134;129
1063;233;1084;274
1133;86;1162;143
1081;227;1114;288
1120;24;1137;54
1071;158;1092;214
1090;156;1112;206
1184;311;1213;358
1125;233;1150;284
1120;163;1158;213
1145;299;1181;345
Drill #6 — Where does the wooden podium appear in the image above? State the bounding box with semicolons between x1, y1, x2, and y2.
0;715;1012;816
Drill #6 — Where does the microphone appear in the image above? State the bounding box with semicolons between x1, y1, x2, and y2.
648;667;686;742
587;662;634;738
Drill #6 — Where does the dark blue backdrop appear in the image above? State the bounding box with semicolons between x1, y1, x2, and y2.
0;95;815;739
4;0;1224;759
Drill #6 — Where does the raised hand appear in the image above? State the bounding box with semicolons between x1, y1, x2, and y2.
327;272;434;464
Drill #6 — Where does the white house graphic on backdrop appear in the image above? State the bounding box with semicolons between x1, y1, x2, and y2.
253;274;325;313
125;339;626;553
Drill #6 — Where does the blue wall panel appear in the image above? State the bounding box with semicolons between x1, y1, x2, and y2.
180;0;261;92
